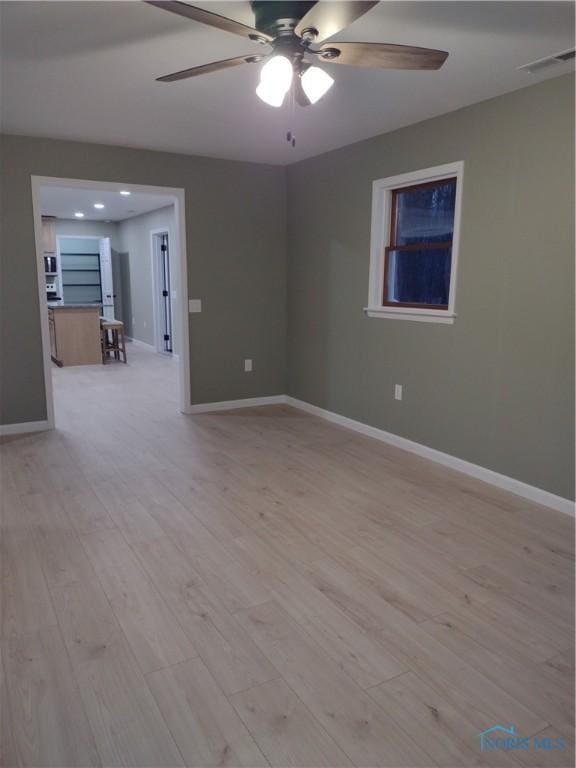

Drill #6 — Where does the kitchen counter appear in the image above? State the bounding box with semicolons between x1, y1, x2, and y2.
48;305;102;366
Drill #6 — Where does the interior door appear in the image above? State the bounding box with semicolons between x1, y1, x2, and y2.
99;238;115;320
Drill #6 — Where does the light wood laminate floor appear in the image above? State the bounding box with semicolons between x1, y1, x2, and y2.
1;345;574;767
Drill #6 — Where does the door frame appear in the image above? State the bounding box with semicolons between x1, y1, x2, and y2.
31;176;190;425
150;227;176;357
99;237;115;320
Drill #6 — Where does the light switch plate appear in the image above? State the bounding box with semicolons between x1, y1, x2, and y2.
244;359;253;372
189;299;202;313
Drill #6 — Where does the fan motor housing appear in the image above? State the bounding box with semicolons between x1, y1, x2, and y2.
250;1;316;35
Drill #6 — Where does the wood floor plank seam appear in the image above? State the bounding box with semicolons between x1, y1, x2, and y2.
366;669;527;768
144;656;271;766
0;645;22;768
79;529;200;675
228;676;356;767
235;599;442;767
49;576;189;768
2;622;103;767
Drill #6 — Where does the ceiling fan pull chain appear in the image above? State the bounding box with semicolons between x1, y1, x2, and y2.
287;79;296;148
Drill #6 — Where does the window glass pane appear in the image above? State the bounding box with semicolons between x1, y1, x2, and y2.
393;179;456;246
386;248;451;306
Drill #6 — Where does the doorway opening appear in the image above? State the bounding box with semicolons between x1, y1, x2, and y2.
31;176;190;429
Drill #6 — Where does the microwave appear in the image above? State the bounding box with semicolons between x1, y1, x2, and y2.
44;255;57;274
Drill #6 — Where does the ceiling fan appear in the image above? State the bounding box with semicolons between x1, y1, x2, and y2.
146;1;448;108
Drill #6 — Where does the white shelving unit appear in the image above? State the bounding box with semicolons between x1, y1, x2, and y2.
42;217;61;302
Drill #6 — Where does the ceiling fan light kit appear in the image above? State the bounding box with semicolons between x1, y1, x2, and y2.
147;0;448;117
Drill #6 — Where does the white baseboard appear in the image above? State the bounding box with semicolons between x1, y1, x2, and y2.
4;395;570;515
183;392;573;515
186;395;287;414
0;419;52;436
126;337;156;352
285;396;575;517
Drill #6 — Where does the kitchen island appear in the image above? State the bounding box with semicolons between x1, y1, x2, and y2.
48;304;102;366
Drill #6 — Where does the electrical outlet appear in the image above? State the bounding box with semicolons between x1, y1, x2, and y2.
394;384;403;401
244;359;253;372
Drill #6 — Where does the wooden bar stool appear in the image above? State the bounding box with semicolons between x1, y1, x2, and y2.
100;319;127;364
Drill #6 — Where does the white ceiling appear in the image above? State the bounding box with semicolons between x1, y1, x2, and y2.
40;185;174;221
1;1;574;165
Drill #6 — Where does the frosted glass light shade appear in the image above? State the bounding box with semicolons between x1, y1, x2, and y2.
301;66;334;104
256;81;286;107
256;55;293;107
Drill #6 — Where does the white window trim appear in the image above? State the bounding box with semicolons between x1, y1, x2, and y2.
365;161;464;324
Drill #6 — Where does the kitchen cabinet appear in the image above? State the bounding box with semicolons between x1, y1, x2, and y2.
48;306;102;366
41;217;56;253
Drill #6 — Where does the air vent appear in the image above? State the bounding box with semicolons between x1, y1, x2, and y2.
518;48;575;74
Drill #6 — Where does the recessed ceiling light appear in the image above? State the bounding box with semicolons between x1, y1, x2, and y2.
94;203;105;209
74;212;85;218
119;190;131;196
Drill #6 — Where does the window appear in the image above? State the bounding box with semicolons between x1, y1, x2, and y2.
367;162;463;323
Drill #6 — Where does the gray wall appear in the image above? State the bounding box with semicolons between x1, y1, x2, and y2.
286;74;575;500
53;219;120;249
117;205;176;345
0;135;287;423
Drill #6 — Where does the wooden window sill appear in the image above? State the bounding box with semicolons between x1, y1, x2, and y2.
364;307;456;324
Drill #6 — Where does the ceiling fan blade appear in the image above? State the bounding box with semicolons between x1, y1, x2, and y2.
295;77;312;107
145;1;273;43
319;41;449;70
295;1;379;43
157;54;261;82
